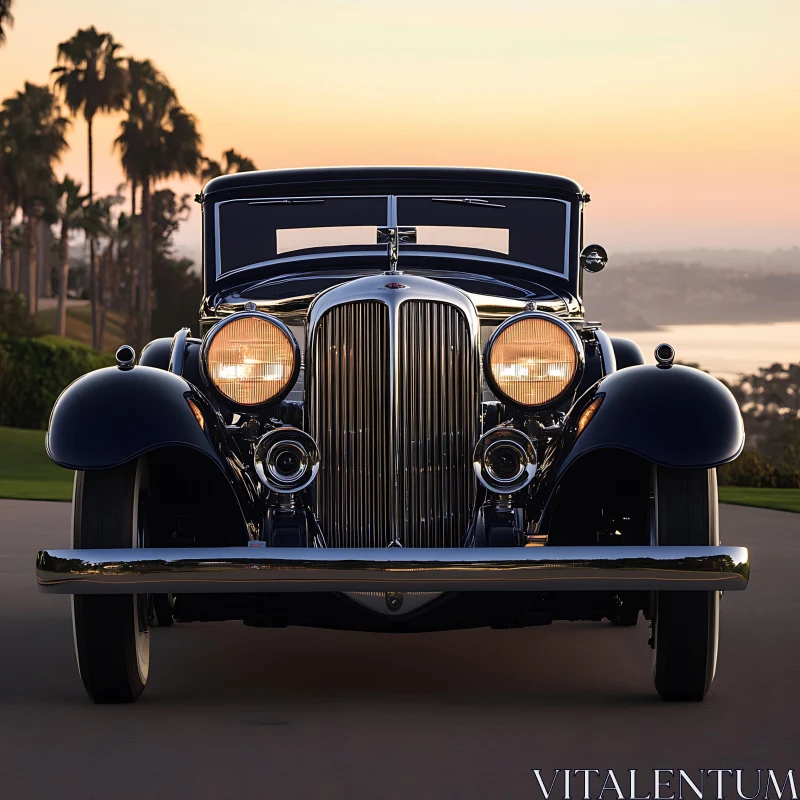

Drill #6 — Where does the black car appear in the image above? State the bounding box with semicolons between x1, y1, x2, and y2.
37;167;749;704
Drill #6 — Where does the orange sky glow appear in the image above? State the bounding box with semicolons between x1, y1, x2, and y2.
1;0;798;260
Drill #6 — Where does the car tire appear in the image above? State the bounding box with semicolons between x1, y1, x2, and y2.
152;594;175;627
652;466;719;702
72;459;150;704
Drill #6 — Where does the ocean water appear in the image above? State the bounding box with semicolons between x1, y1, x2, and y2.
610;321;800;381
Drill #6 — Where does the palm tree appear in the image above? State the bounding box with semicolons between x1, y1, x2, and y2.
0;104;21;291
117;59;164;342
50;176;89;336
199;148;257;182
84;190;125;348
0;1;17;294
115;72;201;345
124;59;165;216
7;222;24;291
0;0;14;47
52;27;128;348
1;84;69;315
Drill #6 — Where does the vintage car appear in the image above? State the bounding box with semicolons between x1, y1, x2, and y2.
37;167;749;704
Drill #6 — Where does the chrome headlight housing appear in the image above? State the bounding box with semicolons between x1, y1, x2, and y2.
485;312;584;408
200;312;300;410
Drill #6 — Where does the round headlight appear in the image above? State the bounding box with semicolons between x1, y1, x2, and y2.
486;313;583;407
202;313;299;407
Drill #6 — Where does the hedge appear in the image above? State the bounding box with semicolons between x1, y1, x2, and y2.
718;450;800;489
0;335;114;430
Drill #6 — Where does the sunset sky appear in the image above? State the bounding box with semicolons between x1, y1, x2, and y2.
1;0;798;259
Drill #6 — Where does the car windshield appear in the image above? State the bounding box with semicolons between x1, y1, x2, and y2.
215;195;571;278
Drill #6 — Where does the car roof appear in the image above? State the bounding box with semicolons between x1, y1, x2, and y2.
202;166;584;200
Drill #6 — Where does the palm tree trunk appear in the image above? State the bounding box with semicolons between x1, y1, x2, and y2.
26;215;37;317
126;180;138;343
13;247;20;292
87;114;100;350
55;224;69;336
127;235;138;343
97;245;109;349
140;176;152;347
0;205;11;292
90;243;101;349
36;219;50;301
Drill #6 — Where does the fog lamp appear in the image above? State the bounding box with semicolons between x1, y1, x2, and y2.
473;427;537;494
254;427;320;494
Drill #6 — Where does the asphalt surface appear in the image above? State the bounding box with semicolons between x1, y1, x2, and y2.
0;500;797;799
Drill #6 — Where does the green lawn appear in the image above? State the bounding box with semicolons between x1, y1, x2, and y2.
0;426;74;501
718;486;800;514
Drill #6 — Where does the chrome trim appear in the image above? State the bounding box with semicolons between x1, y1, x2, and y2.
254;427;320;494
580;243;608;273
206;287;569;329
386;195;397;228
473;427;537;493
214;195;573;281
655;343;676;368
307;274;481;548
168;327;191;375
595;329;617;375
115;345;136;371
37;545;750;594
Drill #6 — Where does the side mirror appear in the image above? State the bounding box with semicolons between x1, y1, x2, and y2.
580;244;608;273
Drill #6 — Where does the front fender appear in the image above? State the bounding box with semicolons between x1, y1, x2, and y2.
47;365;223;470
536;364;743;504
569;364;743;469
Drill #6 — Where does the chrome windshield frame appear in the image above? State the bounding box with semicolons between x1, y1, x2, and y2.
213;195;573;282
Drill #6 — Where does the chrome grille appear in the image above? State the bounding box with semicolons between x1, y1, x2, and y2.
397;301;478;547
310;301;391;547
310;298;478;548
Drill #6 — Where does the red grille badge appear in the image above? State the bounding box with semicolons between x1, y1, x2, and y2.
384;282;407;289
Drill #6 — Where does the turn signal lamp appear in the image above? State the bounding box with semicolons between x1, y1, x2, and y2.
576;395;604;438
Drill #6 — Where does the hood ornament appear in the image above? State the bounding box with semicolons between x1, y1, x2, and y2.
377;226;417;274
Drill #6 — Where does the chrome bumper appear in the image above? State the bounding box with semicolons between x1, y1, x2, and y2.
36;545;750;594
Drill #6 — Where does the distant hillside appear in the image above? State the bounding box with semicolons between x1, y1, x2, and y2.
612;248;799;273
584;260;800;330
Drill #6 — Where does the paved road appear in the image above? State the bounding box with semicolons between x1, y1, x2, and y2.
0;500;797;799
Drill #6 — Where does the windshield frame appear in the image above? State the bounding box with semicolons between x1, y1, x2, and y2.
213;194;573;282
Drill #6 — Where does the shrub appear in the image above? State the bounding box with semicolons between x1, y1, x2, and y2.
718;450;800;489
0;290;38;338
0;335;113;430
